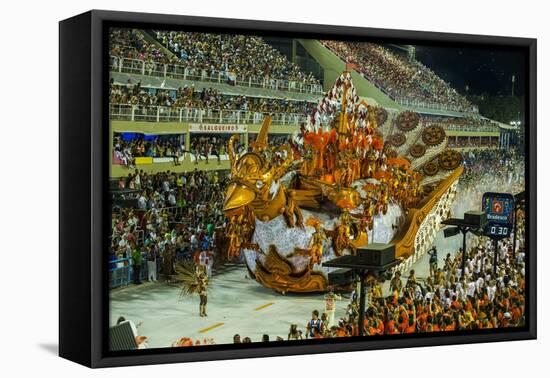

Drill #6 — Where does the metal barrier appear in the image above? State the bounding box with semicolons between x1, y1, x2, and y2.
110;258;131;288
110;56;324;95
109;257;151;289
438;124;500;133
109;103;307;126
395;97;479;115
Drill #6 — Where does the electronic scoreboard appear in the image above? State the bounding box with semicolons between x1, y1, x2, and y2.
482;192;515;239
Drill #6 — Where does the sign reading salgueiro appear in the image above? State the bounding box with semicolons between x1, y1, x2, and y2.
189;123;247;133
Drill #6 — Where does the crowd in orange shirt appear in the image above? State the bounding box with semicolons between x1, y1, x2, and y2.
302;229;526;338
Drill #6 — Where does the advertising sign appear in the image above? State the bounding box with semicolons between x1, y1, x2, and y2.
189;123;247;133
482;192;515;238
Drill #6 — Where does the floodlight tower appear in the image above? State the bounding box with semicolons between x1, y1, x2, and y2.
442;211;487;277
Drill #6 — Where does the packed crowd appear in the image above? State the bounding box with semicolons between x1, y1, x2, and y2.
110;170;229;284
459;149;524;208
299;235;524;338
322;41;476;113
154;30;320;86
113;134;186;166
110;28;175;65
109;28;321;90
110;80;314;116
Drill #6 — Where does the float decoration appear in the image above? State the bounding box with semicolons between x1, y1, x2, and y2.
222;72;463;293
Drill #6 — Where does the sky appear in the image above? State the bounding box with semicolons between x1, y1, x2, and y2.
412;45;526;97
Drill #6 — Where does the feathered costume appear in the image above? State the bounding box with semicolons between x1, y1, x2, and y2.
174;262;209;317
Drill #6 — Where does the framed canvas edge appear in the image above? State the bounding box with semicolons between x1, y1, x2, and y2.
73;9;537;368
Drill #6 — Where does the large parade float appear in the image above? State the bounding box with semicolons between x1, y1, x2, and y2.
223;72;463;293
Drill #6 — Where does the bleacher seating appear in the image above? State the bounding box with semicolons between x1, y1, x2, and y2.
321;40;478;114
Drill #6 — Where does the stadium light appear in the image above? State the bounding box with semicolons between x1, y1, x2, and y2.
441;211;487;277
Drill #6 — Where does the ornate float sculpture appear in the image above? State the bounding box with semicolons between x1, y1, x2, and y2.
223;72;463;293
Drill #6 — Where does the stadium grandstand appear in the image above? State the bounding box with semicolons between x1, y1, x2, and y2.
109;28;516;180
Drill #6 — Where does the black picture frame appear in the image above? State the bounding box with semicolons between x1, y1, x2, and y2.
59;9;537;368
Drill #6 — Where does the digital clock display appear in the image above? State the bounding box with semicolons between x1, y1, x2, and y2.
482;192;515;239
485;223;511;237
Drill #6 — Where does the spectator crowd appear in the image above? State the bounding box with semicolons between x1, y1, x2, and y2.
154;30;320;87
298;231;524;338
459;149;524;209
110;79;314;118
113;134;186;166
322;41;477;113
112;133;252;167
189;134;245;164
110;28;175;66
109;28;321;91
110;169;229;284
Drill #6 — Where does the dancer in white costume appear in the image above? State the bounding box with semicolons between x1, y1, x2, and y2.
324;290;342;328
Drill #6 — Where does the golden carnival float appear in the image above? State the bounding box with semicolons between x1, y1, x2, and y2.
223;72;463;293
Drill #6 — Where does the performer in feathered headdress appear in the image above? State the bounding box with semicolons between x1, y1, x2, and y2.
174;262;209;317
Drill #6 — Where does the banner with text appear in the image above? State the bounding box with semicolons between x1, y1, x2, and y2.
189;123;247;134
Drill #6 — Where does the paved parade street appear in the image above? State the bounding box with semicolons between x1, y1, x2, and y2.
110;265;349;347
110;229;464;348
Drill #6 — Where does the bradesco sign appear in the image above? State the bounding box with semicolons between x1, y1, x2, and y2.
189;123;248;133
482;192;515;238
